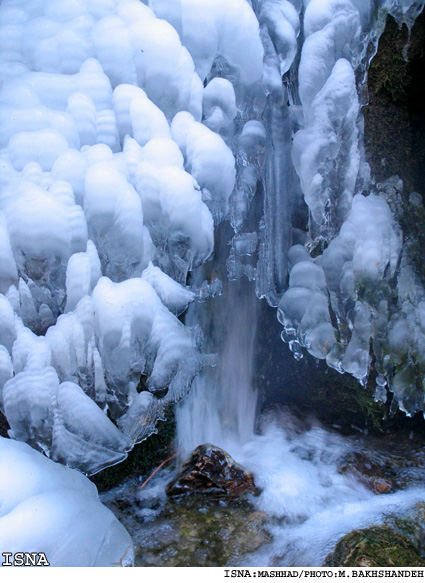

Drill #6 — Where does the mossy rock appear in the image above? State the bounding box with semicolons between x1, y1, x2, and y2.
134;497;272;567
324;526;425;567
384;503;425;556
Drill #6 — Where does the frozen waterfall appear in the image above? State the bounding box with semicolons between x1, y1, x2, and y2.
1;0;425;568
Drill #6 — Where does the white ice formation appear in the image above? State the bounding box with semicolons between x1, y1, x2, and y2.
0;436;134;566
0;0;268;473
276;0;425;415
2;0;425;569
1;0;425;478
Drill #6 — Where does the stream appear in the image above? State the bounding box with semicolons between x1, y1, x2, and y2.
102;277;425;567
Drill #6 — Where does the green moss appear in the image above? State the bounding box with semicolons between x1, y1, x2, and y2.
369;46;409;103
134;497;272;567
352;382;387;432
385;516;418;539
384;503;425;554
324;526;425;567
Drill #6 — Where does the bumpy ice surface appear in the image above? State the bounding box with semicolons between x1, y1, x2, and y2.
0;436;134;566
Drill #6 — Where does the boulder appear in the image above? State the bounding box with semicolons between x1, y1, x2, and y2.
324;526;425;567
166;443;257;497
133;497;272;567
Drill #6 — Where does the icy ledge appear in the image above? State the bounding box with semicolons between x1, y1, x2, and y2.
0;436;134;567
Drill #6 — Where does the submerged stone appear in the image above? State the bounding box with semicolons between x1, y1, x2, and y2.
324;526;425;567
101;471;271;567
166;443;257;497
336;432;425;494
338;451;394;494
135;497;272;567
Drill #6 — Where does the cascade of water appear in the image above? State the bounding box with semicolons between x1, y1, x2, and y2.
174;0;425;566
2;0;425;567
177;276;259;456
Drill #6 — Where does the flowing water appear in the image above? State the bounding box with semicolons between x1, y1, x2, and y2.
173;278;425;566
95;0;425;566
177;278;259;456
103;273;425;566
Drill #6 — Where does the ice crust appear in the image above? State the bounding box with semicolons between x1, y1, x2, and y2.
276;0;425;414
147;0;264;84
0;436;134;566
292;0;364;239
279;194;400;364
0;0;268;472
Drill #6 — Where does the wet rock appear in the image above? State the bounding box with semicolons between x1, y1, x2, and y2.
254;299;419;436
134;497;272;567
101;476;272;567
384;502;425;558
324;526;425;567
364;13;425;195
337;431;425;494
412;504;425;555
338;451;394;494
166;443;257;497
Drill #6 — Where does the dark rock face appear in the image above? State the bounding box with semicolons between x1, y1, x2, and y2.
0;411;9;438
364;13;425;195
166;443;257;497
364;12;425;288
255;294;425;436
90;408;175;492
324;526;425;567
